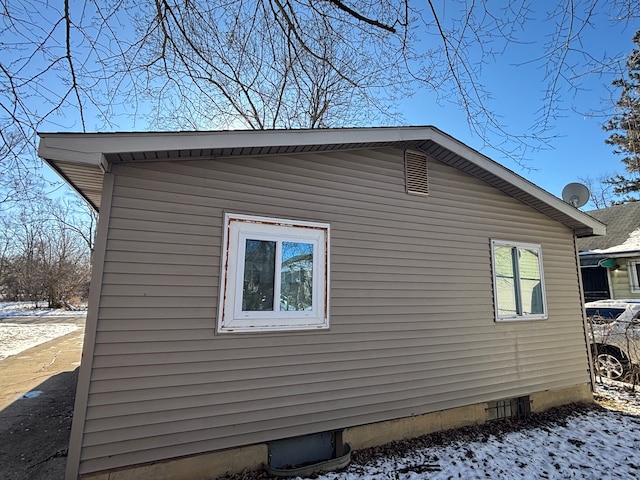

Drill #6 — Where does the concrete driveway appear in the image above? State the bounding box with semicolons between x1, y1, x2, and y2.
0;314;85;480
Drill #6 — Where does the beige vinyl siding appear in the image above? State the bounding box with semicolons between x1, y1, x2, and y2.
609;258;640;299
64;172;115;480
77;147;588;474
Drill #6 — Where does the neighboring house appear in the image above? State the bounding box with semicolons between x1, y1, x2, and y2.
578;202;640;302
38;127;605;480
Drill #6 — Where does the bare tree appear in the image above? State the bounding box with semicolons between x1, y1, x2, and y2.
132;1;406;130
579;174;619;209
0;215;15;299
0;198;92;307
1;0;639;206
1;206;49;304
47;197;98;254
38;219;91;308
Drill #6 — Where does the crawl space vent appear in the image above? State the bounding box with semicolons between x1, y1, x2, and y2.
404;150;429;196
487;395;531;421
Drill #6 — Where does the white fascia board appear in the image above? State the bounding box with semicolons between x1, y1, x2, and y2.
37;126;438;175
38;134;109;171
37;127;436;157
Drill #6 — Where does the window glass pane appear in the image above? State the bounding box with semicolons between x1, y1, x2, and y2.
242;239;276;311
634;263;640;289
494;246;518;316
280;242;314;311
518;248;543;315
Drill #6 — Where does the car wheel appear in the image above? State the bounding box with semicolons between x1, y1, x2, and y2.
596;351;626;380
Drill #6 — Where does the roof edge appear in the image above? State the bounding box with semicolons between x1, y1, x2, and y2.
38;126;439;163
38;126;605;236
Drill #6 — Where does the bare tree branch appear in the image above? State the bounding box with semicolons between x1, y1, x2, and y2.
324;0;397;33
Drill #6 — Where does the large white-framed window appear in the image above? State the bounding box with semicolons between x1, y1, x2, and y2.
491;240;547;321
628;260;640;293
218;213;330;333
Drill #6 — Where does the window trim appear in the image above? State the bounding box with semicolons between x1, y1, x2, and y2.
628;260;640;293
218;213;330;333
491;240;548;322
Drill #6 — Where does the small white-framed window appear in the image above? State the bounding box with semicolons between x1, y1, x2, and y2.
628;260;640;293
491;240;547;321
218;213;330;333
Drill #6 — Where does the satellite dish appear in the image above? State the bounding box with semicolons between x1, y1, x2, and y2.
562;182;590;208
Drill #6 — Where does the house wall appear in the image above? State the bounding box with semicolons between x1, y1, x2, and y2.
610;257;640;299
71;147;591;477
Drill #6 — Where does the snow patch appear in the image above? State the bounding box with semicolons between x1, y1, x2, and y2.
304;383;640;480
20;390;43;399
0;323;79;360
0;301;87;318
589;226;640;255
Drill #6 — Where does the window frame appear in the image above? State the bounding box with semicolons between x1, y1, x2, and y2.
491;240;548;322
628;260;640;293
218;213;330;333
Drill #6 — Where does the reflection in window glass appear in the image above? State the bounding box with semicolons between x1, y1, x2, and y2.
494;245;518;317
492;241;546;320
631;261;640;293
242;239;276;311
280;242;314;311
519;248;543;315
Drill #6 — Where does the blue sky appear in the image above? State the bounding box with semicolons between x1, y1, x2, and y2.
398;8;639;206
37;2;639;209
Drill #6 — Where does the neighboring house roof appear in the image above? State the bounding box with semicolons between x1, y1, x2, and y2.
578;202;640;255
37;126;605;237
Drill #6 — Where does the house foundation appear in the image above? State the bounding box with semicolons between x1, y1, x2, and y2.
79;383;592;480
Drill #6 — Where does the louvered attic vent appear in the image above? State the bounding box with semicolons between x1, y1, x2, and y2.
404;150;429;196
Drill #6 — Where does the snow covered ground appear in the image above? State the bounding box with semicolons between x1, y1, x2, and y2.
0;302;86;360
0;301;87;318
305;383;640;480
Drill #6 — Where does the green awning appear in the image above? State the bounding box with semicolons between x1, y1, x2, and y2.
598;258;618;268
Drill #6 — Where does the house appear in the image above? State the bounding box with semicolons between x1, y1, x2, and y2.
38;126;605;480
578;202;640;302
